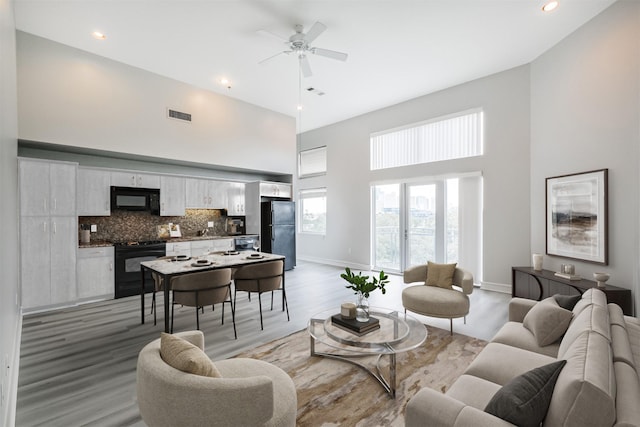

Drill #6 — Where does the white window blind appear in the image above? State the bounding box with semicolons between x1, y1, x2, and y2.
370;109;483;170
299;146;327;178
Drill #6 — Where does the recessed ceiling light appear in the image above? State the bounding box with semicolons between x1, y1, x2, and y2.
92;31;106;40
218;77;232;89
542;1;559;12
297;105;303;111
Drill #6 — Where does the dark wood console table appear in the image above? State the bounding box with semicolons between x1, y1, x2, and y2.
512;267;633;316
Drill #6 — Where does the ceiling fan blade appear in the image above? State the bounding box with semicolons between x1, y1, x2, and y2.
259;51;290;65
299;55;313;78
256;29;289;43
311;47;348;62
304;21;327;44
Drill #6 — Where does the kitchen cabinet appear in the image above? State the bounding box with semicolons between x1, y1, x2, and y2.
19;158;77;216
77;167;111;216
19;158;78;311
227;182;245;216
185;178;228;209
166;241;191;257
160;176;186;216
260;182;292;199
20;216;77;309
77;247;114;299
111;171;160;189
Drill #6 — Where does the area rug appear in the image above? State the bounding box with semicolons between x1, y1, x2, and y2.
235;326;487;426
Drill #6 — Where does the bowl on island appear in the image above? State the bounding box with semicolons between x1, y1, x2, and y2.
593;272;610;288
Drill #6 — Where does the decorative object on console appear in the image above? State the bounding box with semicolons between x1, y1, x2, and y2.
340;267;389;323
593;272;610;288
532;253;543;271
546;169;608;264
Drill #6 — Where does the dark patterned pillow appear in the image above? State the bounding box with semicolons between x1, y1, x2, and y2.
553;293;581;311
485;360;567;427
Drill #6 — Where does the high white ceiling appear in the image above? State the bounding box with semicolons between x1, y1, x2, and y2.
14;0;616;133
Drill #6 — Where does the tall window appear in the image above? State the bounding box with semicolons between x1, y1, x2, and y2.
370;109;483;170
372;174;482;282
299;188;327;234
299;146;327;178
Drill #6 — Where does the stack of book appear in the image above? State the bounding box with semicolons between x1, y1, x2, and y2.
330;314;380;336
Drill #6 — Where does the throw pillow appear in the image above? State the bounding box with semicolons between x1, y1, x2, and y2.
523;297;573;346
485;360;567;427
425;261;457;289
160;333;221;378
553;293;581;311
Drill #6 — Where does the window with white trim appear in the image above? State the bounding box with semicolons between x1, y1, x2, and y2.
299;146;327;178
370;109;484;170
299;188;327;234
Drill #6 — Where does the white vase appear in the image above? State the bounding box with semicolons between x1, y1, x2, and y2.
532;254;543;271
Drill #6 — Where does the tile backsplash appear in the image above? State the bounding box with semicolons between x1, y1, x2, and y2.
80;209;230;243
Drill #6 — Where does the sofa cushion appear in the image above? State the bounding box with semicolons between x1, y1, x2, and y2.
491;322;560;358
558;304;611;358
624;315;640;369
425;261;457;289
572;288;608;317
545;331;615;427
446;374;502;411
160;332;221;378
613;361;640;426
553;293;581;311
402;285;469;318
464;342;556;386
611;323;636;368
484;360;567;427
523;297;572;347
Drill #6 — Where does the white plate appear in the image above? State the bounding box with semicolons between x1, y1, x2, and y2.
246;255;264;260
191;261;213;267
174;256;190;261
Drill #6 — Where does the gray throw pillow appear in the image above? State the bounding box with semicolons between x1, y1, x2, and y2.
485;360;567;427
553;293;581;311
523;297;573;346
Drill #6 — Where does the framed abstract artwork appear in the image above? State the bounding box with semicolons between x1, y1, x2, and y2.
546;169;608;265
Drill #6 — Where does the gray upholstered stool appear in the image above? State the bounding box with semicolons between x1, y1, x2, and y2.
402;264;474;335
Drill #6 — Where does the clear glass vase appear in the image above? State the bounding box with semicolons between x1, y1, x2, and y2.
355;292;370;322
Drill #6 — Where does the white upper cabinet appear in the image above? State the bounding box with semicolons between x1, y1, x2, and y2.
111;171;160;189
185;178;228;209
77;167;111;216
259;182;292;199
160;176;186;216
227;182;245;216
19;159;77;216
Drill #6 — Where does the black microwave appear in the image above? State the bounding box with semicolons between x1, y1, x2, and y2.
110;186;160;215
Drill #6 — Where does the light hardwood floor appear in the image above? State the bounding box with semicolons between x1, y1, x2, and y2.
16;261;510;426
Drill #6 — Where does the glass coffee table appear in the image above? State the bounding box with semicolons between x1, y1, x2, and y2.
308;307;427;398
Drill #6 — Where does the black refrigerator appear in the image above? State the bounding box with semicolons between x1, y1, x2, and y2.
261;200;296;270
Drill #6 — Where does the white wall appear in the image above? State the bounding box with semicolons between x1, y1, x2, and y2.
296;66;531;289
16;32;296;176
530;0;640;313
0;0;21;424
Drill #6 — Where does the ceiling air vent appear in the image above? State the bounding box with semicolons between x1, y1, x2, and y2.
306;87;326;96
167;108;192;123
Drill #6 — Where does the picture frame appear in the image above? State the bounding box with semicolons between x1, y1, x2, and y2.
546;169;608;265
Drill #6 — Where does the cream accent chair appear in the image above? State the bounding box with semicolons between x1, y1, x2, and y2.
402;264;474;335
136;330;297;427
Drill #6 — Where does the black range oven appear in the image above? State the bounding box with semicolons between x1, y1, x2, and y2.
114;240;166;298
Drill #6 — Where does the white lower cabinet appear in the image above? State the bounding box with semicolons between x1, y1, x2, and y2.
166;242;191;257
21;216;77;310
77;247;114;299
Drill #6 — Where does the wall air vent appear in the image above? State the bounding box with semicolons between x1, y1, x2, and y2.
167;108;192;123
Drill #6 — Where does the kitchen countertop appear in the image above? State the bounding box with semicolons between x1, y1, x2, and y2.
77;235;257;248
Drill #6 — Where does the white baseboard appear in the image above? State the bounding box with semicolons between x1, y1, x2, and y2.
296;255;371;272
481;281;511;294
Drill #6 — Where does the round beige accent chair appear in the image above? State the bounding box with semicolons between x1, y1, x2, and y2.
402;264;474;335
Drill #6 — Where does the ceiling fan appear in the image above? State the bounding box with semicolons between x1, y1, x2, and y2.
258;21;348;78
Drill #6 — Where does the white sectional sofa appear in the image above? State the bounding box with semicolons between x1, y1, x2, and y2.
405;288;640;426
